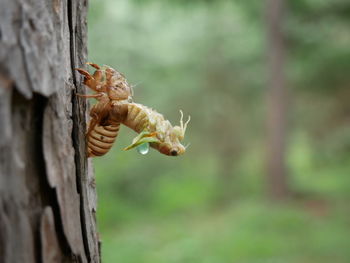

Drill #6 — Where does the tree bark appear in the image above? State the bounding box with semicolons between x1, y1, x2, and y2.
0;0;100;262
266;0;290;199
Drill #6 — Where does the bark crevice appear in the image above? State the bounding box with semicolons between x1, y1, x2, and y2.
0;0;100;262
67;0;93;261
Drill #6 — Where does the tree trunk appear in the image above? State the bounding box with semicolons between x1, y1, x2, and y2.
266;0;290;199
0;0;101;262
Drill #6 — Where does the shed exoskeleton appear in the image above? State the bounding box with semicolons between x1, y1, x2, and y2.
76;63;190;157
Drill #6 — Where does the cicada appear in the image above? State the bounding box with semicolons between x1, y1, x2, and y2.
76;63;190;157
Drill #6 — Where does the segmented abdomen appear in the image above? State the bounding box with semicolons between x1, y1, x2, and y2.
122;103;172;140
123;103;150;133
87;124;120;157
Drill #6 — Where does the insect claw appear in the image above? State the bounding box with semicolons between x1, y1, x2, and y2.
86;62;100;69
76;93;103;98
76;68;92;79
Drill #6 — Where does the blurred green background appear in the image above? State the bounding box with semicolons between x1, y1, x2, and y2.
88;0;350;262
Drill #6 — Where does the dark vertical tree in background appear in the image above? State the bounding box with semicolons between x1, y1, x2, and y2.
266;0;290;199
0;0;101;262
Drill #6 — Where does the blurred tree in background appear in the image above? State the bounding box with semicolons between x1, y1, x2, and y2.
87;0;350;262
266;0;289;199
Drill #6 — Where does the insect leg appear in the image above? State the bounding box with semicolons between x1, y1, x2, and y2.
76;68;95;87
86;62;101;70
87;63;104;89
76;68;92;79
76;93;103;98
76;68;102;92
104;68;114;86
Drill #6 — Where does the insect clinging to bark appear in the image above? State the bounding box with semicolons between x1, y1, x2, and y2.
76;63;190;158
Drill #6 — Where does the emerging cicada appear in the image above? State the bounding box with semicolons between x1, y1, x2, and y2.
76;63;190;157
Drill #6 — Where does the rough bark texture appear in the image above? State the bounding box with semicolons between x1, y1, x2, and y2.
266;0;290;199
0;0;100;262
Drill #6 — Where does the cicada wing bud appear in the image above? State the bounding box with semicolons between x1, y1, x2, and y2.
124;131;160;151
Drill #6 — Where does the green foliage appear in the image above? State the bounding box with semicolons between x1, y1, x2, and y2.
100;201;350;263
88;0;350;262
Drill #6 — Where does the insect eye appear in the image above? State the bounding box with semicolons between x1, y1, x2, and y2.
170;150;178;156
